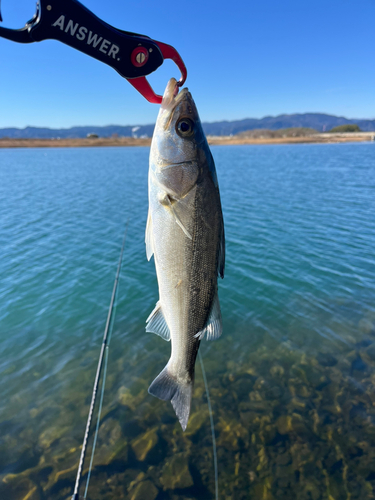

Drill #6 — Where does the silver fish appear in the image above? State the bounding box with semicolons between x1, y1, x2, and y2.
145;78;225;430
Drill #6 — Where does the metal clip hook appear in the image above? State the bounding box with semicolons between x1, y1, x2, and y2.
0;0;187;103
0;1;39;43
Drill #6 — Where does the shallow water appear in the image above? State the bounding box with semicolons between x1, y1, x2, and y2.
0;143;375;500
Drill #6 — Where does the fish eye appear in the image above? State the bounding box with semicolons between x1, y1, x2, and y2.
176;118;194;137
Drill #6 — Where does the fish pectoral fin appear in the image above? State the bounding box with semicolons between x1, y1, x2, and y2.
145;208;154;261
165;196;192;240
194;292;222;341
146;301;171;341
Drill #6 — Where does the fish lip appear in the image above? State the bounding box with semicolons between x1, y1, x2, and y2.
164;88;190;113
160;87;195;133
161;78;191;117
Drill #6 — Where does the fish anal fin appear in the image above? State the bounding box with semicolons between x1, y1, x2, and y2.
194;292;222;341
145;209;154;261
146;301;170;341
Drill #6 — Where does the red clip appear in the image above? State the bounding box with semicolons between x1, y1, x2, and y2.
128;42;187;104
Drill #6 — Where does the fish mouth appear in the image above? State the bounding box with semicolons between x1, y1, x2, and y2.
161;78;190;114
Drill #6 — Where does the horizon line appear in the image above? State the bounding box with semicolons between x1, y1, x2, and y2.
0;112;374;130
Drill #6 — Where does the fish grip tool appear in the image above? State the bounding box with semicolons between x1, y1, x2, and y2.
0;0;187;103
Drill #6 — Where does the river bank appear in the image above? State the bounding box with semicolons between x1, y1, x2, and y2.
0;132;373;148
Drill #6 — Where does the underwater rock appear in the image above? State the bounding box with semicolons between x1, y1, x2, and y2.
358;318;374;335
95;418;128;465
266;385;284;400
275;451;292;467
365;344;375;361
316;352;337;367
315;376;330;391
217;418;249;451
270;365;285;378
351;355;367;373
232;373;257;398
160;453;193;490
117;385;146;410
294;384;312;399
276;416;292;435
38;425;72;451
262;425;278;446
300;479;322;500
251;477;275;500
131;427;158;462
356;338;373;349
1;474;39;500
130;480;158;500
184;410;209;437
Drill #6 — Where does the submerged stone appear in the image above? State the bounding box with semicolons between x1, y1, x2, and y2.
270;365;285;377
94;418;128;465
1;475;38;500
217;419;249;450
38;426;70;450
184;410;208;437
316;352;337;367
160;454;193;490
131;428;158;462
130;480;158;500
276;416;292;435
351;355;367;372
365;344;375;361
358;318;374;335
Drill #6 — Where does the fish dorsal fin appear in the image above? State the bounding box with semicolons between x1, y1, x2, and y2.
145;209;154;261
194;292;222;341
218;223;225;279
146;301;170;341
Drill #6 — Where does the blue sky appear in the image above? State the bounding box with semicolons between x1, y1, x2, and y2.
0;0;374;128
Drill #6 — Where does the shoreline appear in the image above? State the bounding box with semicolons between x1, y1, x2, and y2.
0;132;373;149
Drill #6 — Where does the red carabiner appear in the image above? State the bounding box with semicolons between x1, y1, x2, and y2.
128;41;187;104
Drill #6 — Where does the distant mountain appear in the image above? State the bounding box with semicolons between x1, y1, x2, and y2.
0;113;374;139
202;113;375;135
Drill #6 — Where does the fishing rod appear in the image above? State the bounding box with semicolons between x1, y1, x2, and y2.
71;225;128;500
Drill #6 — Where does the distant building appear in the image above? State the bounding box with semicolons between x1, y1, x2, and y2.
87;133;99;139
132;126;141;138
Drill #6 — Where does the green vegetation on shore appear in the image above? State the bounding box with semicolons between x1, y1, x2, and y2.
329;124;362;133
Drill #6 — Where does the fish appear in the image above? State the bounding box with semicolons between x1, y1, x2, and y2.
145;78;225;431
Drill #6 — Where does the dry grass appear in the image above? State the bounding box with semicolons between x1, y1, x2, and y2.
0;137;151;149
207;132;374;146
0;132;373;149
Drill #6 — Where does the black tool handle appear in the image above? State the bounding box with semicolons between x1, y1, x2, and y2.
30;0;164;79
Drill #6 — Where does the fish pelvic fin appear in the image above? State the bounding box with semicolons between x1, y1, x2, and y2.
148;365;193;431
146;301;170;341
194;291;222;341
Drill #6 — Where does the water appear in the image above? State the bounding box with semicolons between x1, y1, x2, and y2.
0;143;374;500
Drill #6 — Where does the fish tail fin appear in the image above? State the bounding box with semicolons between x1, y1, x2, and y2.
148;365;193;431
